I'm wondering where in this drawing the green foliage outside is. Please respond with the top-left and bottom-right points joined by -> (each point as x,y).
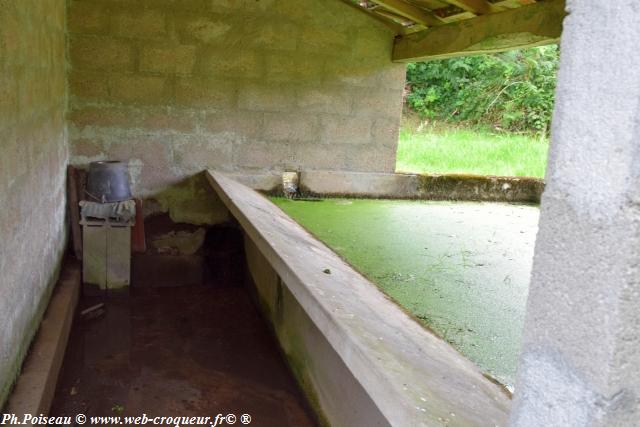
405,45 -> 560,134
396,120 -> 549,178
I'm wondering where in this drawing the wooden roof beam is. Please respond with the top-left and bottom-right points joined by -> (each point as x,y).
370,0 -> 444,26
440,0 -> 505,14
393,0 -> 565,62
339,0 -> 408,34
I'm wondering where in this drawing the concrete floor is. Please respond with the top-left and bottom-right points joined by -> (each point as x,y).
273,198 -> 539,387
50,285 -> 317,426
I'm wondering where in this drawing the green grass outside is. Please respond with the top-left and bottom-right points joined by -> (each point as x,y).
395,120 -> 550,178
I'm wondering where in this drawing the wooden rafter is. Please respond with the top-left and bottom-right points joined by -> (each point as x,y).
374,9 -> 415,25
439,11 -> 476,23
407,0 -> 450,10
440,0 -> 504,14
492,0 -> 536,8
339,0 -> 408,34
393,0 -> 565,61
370,0 -> 444,26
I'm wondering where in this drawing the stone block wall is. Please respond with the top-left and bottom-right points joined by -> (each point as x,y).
67,0 -> 406,222
0,0 -> 405,405
0,0 -> 68,408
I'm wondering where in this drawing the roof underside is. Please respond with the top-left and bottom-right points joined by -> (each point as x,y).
342,0 -> 566,62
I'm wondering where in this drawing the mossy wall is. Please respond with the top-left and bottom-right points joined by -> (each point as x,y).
67,0 -> 406,225
0,0 -> 68,409
243,237 -> 388,426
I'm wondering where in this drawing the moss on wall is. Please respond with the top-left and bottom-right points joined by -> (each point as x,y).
67,0 -> 406,227
0,0 -> 69,409
417,173 -> 544,203
0,253 -> 66,410
243,238 -> 330,426
145,173 -> 230,225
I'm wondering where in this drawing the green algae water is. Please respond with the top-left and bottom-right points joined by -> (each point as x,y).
271,197 -> 539,387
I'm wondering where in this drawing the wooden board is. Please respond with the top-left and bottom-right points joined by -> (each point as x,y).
83,225 -> 108,290
131,198 -> 146,253
393,0 -> 565,61
107,226 -> 131,290
66,166 -> 82,260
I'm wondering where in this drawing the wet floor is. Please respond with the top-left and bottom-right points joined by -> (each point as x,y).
51,285 -> 317,426
272,197 -> 539,387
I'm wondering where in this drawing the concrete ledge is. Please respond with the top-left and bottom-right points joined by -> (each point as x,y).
3,260 -> 81,415
300,171 -> 419,199
301,171 -> 543,203
206,170 -> 511,426
416,174 -> 544,203
226,170 -> 544,203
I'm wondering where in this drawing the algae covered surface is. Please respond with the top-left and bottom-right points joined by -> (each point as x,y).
271,197 -> 539,387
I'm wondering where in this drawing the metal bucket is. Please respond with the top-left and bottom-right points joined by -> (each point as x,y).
86,161 -> 132,203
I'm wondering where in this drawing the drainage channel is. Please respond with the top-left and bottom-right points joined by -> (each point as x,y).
50,283 -> 317,426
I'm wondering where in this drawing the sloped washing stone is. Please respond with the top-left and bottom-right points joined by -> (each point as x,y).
206,170 -> 511,427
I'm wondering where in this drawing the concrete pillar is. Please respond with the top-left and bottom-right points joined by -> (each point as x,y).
511,1 -> 640,426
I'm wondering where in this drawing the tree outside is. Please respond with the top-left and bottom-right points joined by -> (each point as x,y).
398,46 -> 559,178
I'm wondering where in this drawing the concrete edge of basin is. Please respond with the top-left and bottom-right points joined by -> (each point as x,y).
223,170 -> 543,203
206,170 -> 512,427
4,260 -> 81,416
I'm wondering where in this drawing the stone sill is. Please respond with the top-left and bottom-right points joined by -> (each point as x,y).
223,170 -> 544,203
206,170 -> 511,426
4,260 -> 81,415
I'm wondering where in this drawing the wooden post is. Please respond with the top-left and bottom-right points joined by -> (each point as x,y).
66,166 -> 83,260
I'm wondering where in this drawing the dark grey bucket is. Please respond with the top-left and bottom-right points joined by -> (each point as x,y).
86,161 -> 132,203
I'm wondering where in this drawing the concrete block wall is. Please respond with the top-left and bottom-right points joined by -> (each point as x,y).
0,0 -> 68,408
512,1 -> 640,424
67,0 -> 406,222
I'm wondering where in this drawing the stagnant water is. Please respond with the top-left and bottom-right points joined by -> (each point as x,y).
272,197 -> 539,387
51,285 -> 317,425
